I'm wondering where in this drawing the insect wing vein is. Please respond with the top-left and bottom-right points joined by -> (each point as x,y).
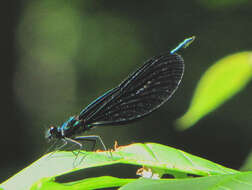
83,53 -> 184,127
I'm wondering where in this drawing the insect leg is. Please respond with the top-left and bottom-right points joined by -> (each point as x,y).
47,139 -> 68,159
74,135 -> 107,151
64,137 -> 83,149
74,135 -> 113,161
63,137 -> 84,158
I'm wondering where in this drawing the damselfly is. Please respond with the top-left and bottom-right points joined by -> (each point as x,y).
45,36 -> 195,151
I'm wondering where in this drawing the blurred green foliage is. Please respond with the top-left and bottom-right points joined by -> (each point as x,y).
241,151 -> 252,171
176,52 -> 252,130
15,0 -> 144,123
198,0 -> 250,9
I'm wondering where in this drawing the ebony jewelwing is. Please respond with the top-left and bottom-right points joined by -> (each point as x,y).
45,36 -> 195,151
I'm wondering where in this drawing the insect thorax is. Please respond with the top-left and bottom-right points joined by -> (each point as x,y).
60,116 -> 86,138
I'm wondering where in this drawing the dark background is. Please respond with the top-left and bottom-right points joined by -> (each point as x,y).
2,0 -> 252,182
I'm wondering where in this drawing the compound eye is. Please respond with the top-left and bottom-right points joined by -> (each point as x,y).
49,126 -> 56,134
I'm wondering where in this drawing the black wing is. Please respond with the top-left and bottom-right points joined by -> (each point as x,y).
79,53 -> 184,127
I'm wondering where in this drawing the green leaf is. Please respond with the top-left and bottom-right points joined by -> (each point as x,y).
1,143 -> 238,190
120,171 -> 252,190
176,52 -> 252,130
30,176 -> 134,190
240,151 -> 252,171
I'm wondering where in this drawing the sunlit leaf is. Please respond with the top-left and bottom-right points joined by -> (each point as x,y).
1,143 -> 237,190
120,172 -> 252,190
176,52 -> 252,130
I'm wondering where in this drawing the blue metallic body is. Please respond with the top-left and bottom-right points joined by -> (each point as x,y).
170,36 -> 195,54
